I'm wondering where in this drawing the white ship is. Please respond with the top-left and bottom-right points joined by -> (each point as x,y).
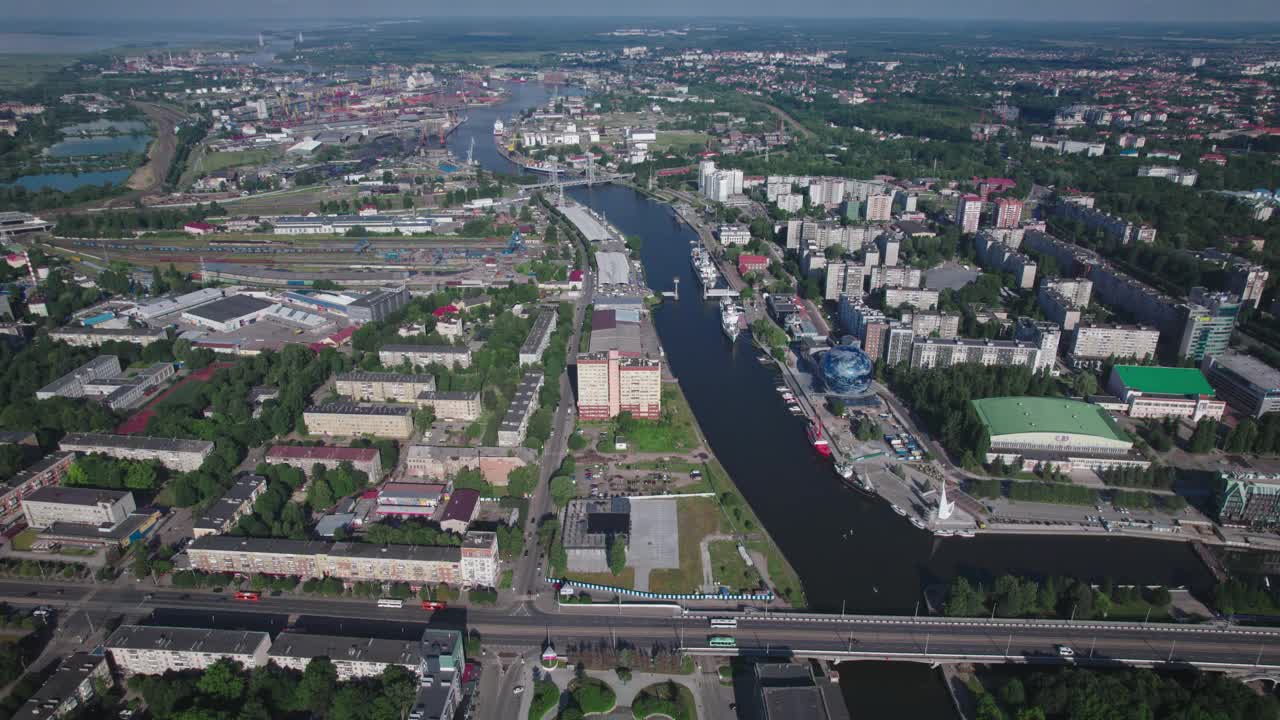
690,246 -> 719,288
720,297 -> 743,341
493,118 -> 505,135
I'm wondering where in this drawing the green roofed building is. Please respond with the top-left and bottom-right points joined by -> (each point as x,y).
972,397 -> 1147,472
1108,365 -> 1215,397
1105,365 -> 1226,422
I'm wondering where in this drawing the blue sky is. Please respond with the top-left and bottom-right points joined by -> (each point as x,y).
3,0 -> 1279,22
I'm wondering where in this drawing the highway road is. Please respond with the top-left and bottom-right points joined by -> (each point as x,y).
4,581 -> 1277,673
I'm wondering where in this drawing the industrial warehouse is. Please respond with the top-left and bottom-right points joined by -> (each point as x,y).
972,397 -> 1150,472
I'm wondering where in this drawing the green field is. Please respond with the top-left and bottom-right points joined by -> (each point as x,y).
707,539 -> 760,594
597,385 -> 701,453
197,148 -> 281,174
10,528 -> 37,552
0,54 -> 77,90
654,131 -> 713,151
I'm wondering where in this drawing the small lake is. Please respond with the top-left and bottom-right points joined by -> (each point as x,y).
6,168 -> 132,192
46,134 -> 151,158
61,119 -> 150,135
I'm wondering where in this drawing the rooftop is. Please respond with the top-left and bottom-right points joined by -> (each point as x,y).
266,445 -> 380,462
193,475 -> 266,531
1112,365 -> 1215,397
440,488 -> 480,524
972,397 -> 1129,443
269,632 -> 422,667
60,432 -> 214,455
305,403 -> 411,417
380,344 -> 470,355
106,625 -> 269,655
336,371 -> 436,385
24,485 -> 130,507
1209,351 -> 1280,391
183,295 -> 274,323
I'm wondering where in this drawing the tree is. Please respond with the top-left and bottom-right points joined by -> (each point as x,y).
550,475 -> 576,508
607,534 -> 626,576
296,657 -> 337,715
196,659 -> 245,702
413,406 -> 436,432
506,465 -> 537,498
1188,419 -> 1218,454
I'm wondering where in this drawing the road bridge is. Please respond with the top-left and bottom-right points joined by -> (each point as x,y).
2,582 -> 1276,673
517,173 -> 634,191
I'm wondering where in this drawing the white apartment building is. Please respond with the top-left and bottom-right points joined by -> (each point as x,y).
910,338 -> 1040,370
883,287 -> 940,311
1068,324 -> 1161,366
21,486 -> 135,529
106,626 -> 271,677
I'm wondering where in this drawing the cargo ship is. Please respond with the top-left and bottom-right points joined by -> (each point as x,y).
807,420 -> 831,457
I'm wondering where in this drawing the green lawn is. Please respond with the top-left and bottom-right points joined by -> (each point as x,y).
707,540 -> 760,594
632,681 -> 696,720
599,385 -> 701,453
648,497 -> 722,594
654,131 -> 713,151
1103,598 -> 1171,622
10,528 -> 37,552
499,569 -> 514,589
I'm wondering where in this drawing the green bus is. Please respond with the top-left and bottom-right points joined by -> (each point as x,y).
708,635 -> 737,648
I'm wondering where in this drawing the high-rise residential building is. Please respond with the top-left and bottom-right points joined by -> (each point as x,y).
824,263 -> 864,301
910,338 -> 1041,370
1068,324 -> 1161,369
883,287 -> 940,311
876,234 -> 900,266
884,325 -> 915,366
576,350 -> 662,420
994,198 -> 1024,228
956,194 -> 983,234
864,193 -> 894,222
910,312 -> 960,339
1224,257 -> 1270,309
1013,317 -> 1061,374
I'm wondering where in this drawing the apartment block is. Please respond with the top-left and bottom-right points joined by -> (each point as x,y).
1052,201 -> 1156,246
0,451 -> 73,524
268,634 -> 422,680
910,338 -> 1040,370
866,266 -> 923,291
379,344 -> 472,369
48,327 -> 167,348
59,433 -> 214,472
498,372 -> 544,448
956,194 -> 983,234
405,445 -> 530,486
346,286 -> 409,323
824,262 -> 864,301
193,474 -> 268,537
883,287 -> 939,311
335,371 -> 436,403
994,198 -> 1024,229
1013,317 -> 1061,373
1038,278 -> 1093,331
264,445 -> 383,480
864,193 -> 894,223
717,224 -> 751,246
975,230 -> 1037,289
416,390 -> 482,421
909,312 -> 960,339
105,626 -> 271,677
1068,324 -> 1160,368
518,310 -> 558,366
12,652 -> 111,720
186,533 -> 498,587
577,350 -> 662,420
303,403 -> 414,439
884,326 -> 915,366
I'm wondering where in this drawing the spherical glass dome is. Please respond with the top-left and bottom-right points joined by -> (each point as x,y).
820,345 -> 874,395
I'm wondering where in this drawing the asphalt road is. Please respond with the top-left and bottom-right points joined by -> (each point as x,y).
3,581 -> 1277,672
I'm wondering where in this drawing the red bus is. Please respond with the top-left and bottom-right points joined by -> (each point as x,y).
234,591 -> 261,601
421,601 -> 447,611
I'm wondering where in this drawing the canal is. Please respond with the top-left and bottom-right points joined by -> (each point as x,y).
450,82 -> 1215,715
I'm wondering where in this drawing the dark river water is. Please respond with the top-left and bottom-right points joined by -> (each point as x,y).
445,81 -> 1217,718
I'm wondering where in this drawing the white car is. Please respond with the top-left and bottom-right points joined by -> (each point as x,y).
1056,645 -> 1075,658
513,686 -> 525,695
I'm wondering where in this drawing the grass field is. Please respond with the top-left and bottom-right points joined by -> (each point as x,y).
564,566 -> 635,589
197,148 -> 281,175
707,539 -> 761,594
10,528 -> 38,552
597,384 -> 701,454
0,54 -> 76,89
653,131 -> 713,151
648,497 -> 722,594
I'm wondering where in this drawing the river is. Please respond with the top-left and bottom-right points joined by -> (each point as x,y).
450,82 -> 1215,717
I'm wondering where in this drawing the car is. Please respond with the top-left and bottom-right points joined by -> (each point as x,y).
513,686 -> 525,695
1056,645 -> 1075,658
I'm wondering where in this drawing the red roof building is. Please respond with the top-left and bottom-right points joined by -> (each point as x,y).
265,445 -> 384,480
569,269 -> 584,282
183,222 -> 215,235
439,488 -> 481,533
432,305 -> 459,318
738,254 -> 769,276
1200,153 -> 1228,166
